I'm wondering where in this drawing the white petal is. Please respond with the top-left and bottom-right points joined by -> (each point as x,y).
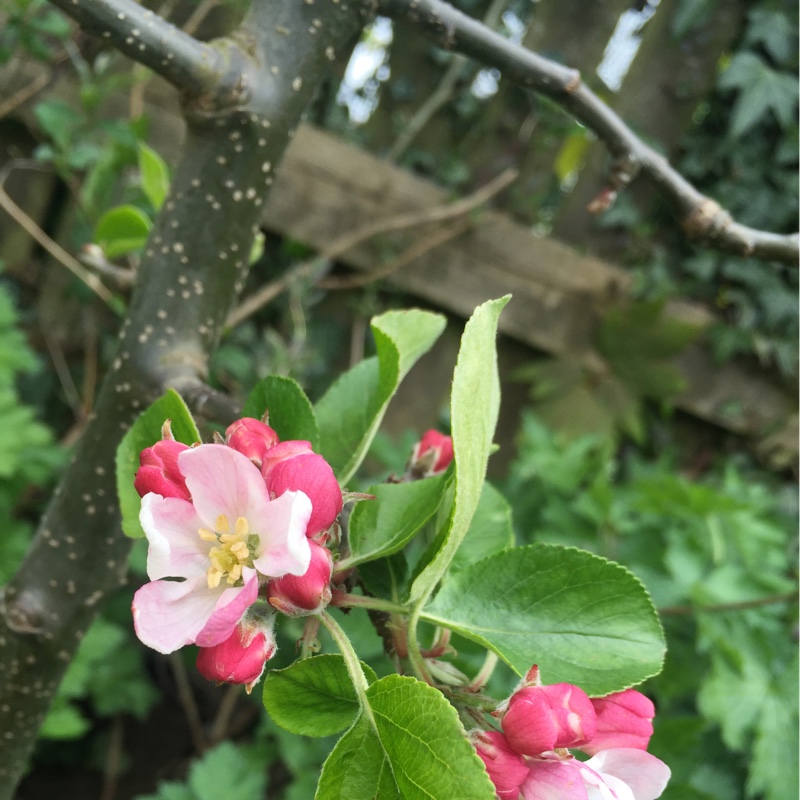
140,494 -> 208,580
584,750 -> 671,800
194,568 -> 259,647
179,444 -> 273,530
252,490 -> 312,578
132,577 -> 223,654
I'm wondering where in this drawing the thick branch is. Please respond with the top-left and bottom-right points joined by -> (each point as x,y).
0,0 -> 368,793
380,0 -> 800,265
48,0 -> 245,104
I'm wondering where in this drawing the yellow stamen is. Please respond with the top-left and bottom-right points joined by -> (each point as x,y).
216,514 -> 230,534
235,516 -> 249,536
198,528 -> 217,542
201,513 -> 255,589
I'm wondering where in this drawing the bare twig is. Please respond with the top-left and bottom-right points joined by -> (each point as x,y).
388,0 -> 507,160
0,53 -> 66,119
41,326 -> 84,419
100,715 -> 124,800
660,591 -> 798,616
380,0 -> 800,264
169,652 -> 206,754
208,683 -> 241,745
0,161 -> 117,307
228,167 -> 516,327
319,215 -> 472,290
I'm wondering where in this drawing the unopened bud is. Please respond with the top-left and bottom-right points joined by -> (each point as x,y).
267,539 -> 333,616
225,417 -> 279,467
580,689 -> 654,756
501,682 -> 596,756
408,430 -> 453,478
134,439 -> 191,500
262,441 -> 343,537
471,730 -> 529,800
196,616 -> 277,693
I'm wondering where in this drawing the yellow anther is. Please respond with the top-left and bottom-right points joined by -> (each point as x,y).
228,564 -> 242,584
198,528 -> 217,542
235,516 -> 249,536
215,514 -> 230,534
207,567 -> 223,589
230,541 -> 250,560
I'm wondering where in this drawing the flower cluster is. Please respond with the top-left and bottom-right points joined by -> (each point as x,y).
131,417 -> 342,691
472,665 -> 670,800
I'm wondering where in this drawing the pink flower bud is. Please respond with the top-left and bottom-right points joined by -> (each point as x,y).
225,417 -> 279,467
262,441 -> 343,537
471,730 -> 530,800
409,430 -> 454,477
134,440 -> 191,500
502,683 -> 597,756
580,689 -> 655,756
267,540 -> 333,616
196,618 -> 276,693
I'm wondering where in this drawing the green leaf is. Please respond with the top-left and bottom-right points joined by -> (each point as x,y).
187,741 -> 266,800
242,375 -> 319,449
39,697 -> 90,740
346,475 -> 446,568
93,204 -> 152,258
263,654 -> 378,737
451,482 -> 515,573
34,100 -> 82,152
115,390 -> 201,538
718,52 -> 799,137
316,309 -> 446,485
138,141 -> 170,211
316,675 -> 495,800
423,544 -> 666,696
409,296 -> 510,604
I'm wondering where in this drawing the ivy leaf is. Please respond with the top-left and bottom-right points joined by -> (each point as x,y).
718,52 -> 799,137
315,310 -> 446,486
93,204 -> 152,258
115,390 -> 201,538
409,296 -> 510,604
315,675 -> 495,800
744,9 -> 795,64
138,142 -> 170,211
242,375 -> 319,449
346,475 -> 446,568
423,544 -> 666,696
263,654 -> 378,737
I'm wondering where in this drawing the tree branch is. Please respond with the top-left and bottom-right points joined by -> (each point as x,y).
48,0 -> 237,101
379,0 -> 800,265
0,0 -> 369,792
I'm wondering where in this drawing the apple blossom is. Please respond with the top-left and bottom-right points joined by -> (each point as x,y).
134,439 -> 191,501
519,749 -> 670,800
501,682 -> 597,756
132,444 -> 312,654
472,730 -> 530,800
408,429 -> 454,477
581,690 -> 654,757
261,440 -> 343,537
267,538 -> 333,616
196,613 -> 277,693
225,416 -> 279,467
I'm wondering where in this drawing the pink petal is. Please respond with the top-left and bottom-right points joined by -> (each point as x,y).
140,494 -> 208,580
132,577 -> 223,654
252,490 -> 312,577
179,445 -> 272,531
195,568 -> 260,647
521,760 -> 588,800
584,750 -> 671,800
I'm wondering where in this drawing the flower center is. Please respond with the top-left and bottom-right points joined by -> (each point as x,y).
198,514 -> 258,588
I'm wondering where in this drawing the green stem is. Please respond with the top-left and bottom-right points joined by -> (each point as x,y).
331,591 -> 409,616
405,604 -> 434,685
319,610 -> 371,705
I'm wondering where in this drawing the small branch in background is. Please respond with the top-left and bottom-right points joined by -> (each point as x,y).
40,326 -> 84,420
388,0 -> 507,161
168,652 -> 206,754
0,51 -> 68,119
659,591 -> 798,616
380,0 -> 800,265
319,215 -> 472,291
208,684 -> 241,745
100,715 -> 124,800
80,244 -> 137,291
182,0 -> 219,36
228,168 -> 517,327
0,161 -> 117,307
